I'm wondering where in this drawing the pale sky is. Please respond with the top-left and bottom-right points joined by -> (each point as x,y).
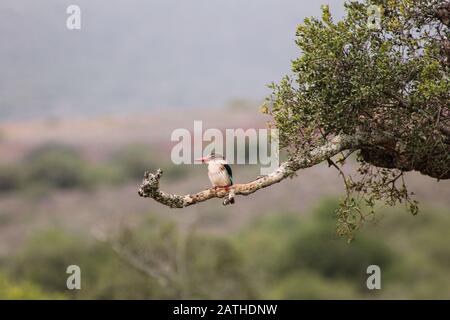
0,0 -> 347,119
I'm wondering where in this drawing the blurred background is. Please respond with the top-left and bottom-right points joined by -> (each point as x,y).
0,0 -> 449,299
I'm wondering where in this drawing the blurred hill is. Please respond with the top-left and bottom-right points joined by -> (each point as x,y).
0,0 -> 345,120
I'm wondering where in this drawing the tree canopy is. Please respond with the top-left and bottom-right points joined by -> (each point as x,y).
140,0 -> 449,238
263,0 -> 449,237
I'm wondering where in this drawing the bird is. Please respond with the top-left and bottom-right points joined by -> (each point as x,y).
196,151 -> 235,204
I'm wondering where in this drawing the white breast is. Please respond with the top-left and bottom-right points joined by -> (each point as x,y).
207,162 -> 231,187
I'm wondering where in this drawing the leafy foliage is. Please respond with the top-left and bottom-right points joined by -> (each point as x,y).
264,0 -> 449,237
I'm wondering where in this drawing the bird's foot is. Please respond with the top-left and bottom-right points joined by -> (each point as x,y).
222,186 -> 235,206
213,185 -> 231,192
222,195 -> 235,206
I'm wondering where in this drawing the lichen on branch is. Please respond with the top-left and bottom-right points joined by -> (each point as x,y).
138,135 -> 353,208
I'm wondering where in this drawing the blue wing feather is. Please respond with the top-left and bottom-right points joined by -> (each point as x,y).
223,164 -> 233,185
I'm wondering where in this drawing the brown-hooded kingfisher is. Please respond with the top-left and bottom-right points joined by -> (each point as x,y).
196,151 -> 235,204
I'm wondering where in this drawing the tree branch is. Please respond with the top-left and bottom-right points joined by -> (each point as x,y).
138,135 -> 355,208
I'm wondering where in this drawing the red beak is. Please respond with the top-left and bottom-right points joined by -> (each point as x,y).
195,157 -> 208,163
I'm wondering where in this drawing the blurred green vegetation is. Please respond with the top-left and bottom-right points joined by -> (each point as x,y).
0,143 -> 187,195
109,144 -> 186,182
0,164 -> 23,192
24,144 -> 92,189
0,198 -> 448,299
0,218 -> 254,299
0,273 -> 64,300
